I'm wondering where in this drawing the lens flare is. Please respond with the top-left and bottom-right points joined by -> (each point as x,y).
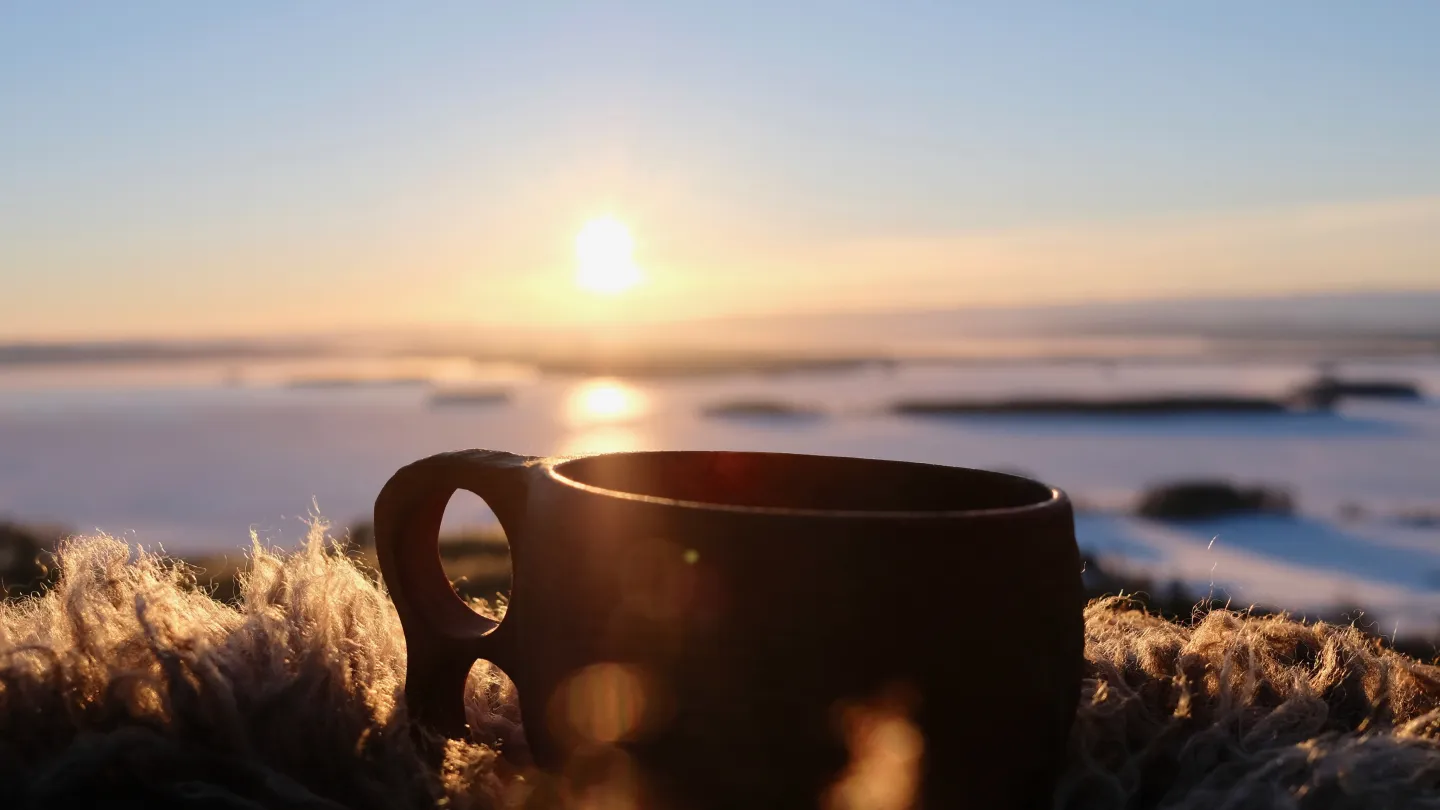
550,663 -> 655,744
824,685 -> 924,810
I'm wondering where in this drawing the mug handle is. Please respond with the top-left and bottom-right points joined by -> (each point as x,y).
373,449 -> 538,737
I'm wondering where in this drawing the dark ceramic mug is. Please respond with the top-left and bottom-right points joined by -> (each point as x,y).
374,449 -> 1082,808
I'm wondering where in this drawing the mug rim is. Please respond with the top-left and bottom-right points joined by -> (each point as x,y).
545,449 -> 1066,519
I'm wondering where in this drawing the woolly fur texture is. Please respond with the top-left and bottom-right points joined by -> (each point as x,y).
3,532 -> 1440,808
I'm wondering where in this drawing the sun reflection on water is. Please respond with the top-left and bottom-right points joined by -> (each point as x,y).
565,379 -> 648,426
558,378 -> 651,456
558,425 -> 647,457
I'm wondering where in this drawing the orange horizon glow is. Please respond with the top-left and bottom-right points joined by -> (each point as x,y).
3,196 -> 1440,342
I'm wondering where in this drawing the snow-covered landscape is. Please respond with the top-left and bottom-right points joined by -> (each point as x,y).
3,350 -> 1437,634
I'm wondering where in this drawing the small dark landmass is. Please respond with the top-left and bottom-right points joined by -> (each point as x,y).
1394,510 -> 1440,530
286,376 -> 431,390
428,387 -> 511,408
0,339 -> 327,367
1289,375 -> 1424,408
893,394 -> 1299,416
1136,480 -> 1295,521
701,400 -> 824,420
533,353 -> 894,378
891,371 -> 1425,418
1337,501 -> 1368,522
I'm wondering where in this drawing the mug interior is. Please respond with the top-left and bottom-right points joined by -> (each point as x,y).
552,451 -> 1056,514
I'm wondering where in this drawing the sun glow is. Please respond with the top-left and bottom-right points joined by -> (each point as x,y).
575,217 -> 642,294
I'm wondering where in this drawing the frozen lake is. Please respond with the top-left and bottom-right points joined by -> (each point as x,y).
2,356 -> 1438,633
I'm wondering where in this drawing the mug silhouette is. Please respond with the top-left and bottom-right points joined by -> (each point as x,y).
375,449 -> 1083,808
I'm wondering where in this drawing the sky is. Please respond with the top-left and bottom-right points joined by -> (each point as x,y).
2,1 -> 1439,340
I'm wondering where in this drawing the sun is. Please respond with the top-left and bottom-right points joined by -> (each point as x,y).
575,217 -> 642,294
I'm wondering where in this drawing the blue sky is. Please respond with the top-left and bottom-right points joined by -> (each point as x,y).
3,2 -> 1438,338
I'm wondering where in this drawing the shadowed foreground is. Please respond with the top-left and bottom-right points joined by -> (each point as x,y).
3,532 -> 1440,809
